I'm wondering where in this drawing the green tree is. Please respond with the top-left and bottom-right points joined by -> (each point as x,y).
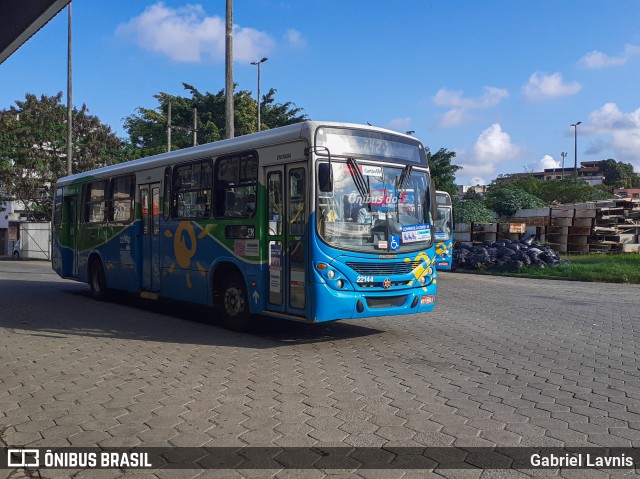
427,148 -> 461,197
452,198 -> 494,223
491,174 -> 610,205
124,83 -> 308,157
0,93 -> 129,220
599,159 -> 638,188
485,186 -> 546,217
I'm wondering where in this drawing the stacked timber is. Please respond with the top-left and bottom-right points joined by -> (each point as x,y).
548,205 -> 594,254
510,207 -> 549,243
589,198 -> 640,253
471,222 -> 497,243
512,199 -> 640,253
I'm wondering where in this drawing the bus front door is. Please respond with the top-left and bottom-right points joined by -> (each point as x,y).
264,164 -> 307,317
63,195 -> 79,278
139,183 -> 161,292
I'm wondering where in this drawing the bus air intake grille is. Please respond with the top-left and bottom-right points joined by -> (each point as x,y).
365,295 -> 407,309
345,261 -> 423,275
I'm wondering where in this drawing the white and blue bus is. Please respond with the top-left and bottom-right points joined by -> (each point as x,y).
52,121 -> 439,329
434,190 -> 454,270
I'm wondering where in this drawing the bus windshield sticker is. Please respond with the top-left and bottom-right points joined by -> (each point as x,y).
270,243 -> 282,270
360,165 -> 383,177
245,240 -> 260,257
401,224 -> 431,243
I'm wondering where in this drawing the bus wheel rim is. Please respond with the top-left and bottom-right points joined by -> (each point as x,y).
224,286 -> 244,316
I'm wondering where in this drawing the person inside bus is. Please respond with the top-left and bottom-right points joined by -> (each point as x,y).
245,193 -> 256,217
356,206 -> 372,224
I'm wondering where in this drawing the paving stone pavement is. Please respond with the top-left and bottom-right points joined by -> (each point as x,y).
1,261 -> 640,478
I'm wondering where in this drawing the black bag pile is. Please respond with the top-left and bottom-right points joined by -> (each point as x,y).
453,238 -> 570,271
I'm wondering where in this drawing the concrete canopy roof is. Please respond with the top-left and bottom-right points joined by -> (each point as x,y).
0,0 -> 70,65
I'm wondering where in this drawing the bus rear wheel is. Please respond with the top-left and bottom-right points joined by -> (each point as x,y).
89,260 -> 108,301
218,272 -> 252,331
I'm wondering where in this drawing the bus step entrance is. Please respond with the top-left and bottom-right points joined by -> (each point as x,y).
140,291 -> 159,301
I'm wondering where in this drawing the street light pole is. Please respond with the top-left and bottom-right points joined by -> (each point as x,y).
225,0 -> 234,139
66,1 -> 73,176
250,57 -> 268,131
571,121 -> 582,182
560,151 -> 567,180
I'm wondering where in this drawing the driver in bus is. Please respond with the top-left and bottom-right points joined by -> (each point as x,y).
245,193 -> 256,217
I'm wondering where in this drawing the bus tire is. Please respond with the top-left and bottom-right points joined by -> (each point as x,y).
89,259 -> 108,301
218,272 -> 252,331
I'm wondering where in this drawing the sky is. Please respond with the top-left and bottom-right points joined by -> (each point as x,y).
1,1 -> 639,185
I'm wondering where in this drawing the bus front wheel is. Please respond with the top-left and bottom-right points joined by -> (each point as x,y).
89,260 -> 108,301
218,272 -> 252,331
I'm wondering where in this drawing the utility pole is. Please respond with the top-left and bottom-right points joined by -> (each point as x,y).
560,152 -> 567,180
66,1 -> 73,176
193,108 -> 197,146
225,0 -> 234,139
571,121 -> 582,183
250,57 -> 268,131
167,102 -> 198,151
167,101 -> 172,152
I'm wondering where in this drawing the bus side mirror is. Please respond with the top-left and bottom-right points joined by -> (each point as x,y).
318,163 -> 333,192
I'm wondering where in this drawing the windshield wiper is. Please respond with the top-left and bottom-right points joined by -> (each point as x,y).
393,164 -> 413,219
397,164 -> 412,193
347,157 -> 371,209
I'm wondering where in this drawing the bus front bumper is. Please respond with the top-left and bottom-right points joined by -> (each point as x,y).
311,281 -> 437,322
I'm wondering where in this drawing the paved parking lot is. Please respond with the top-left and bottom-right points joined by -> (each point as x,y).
1,260 -> 640,478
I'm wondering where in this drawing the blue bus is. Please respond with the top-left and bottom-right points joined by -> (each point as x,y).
52,121 -> 439,329
434,190 -> 454,270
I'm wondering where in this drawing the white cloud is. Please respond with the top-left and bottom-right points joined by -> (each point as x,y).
436,108 -> 466,128
284,29 -> 307,48
434,86 -> 508,108
469,177 -> 486,186
588,103 -> 640,169
522,72 -> 581,101
579,44 -> 640,69
473,123 -> 520,162
386,117 -> 412,132
456,124 -> 522,184
433,86 -> 508,129
116,2 -> 275,63
527,154 -> 560,172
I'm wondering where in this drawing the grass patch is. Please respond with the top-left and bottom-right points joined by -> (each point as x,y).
487,254 -> 640,284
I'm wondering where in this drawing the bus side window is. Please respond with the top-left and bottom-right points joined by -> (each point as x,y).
53,188 -> 63,227
86,180 -> 107,223
214,152 -> 258,218
163,167 -> 171,220
289,168 -> 305,236
110,175 -> 135,223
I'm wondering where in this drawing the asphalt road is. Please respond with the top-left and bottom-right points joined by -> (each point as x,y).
1,260 -> 640,478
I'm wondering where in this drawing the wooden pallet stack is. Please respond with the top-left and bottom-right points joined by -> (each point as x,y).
471,222 -> 497,243
510,207 -> 549,243
589,199 -> 640,253
546,205 -> 595,253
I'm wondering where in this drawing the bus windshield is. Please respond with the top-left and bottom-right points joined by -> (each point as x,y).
434,206 -> 452,241
317,159 -> 432,253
